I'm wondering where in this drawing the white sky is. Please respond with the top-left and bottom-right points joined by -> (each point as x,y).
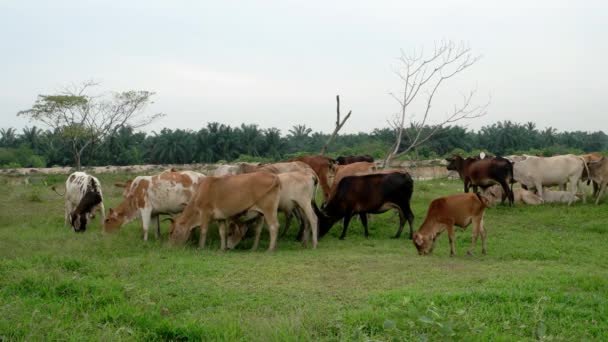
1,0 -> 607,134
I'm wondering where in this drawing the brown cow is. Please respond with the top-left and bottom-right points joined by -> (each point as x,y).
587,156 -> 608,204
288,155 -> 336,200
168,172 -> 281,251
336,154 -> 374,165
580,152 -> 603,197
446,154 -> 514,205
413,193 -> 490,256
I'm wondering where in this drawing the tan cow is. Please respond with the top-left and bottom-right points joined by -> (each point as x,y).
104,169 -> 205,240
482,185 -> 543,205
586,156 -> 608,204
541,189 -> 580,204
413,193 -> 490,256
513,154 -> 588,205
168,172 -> 281,251
226,171 -> 319,249
329,161 -> 376,199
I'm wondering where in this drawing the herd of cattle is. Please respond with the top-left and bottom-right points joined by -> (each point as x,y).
58,151 -> 608,256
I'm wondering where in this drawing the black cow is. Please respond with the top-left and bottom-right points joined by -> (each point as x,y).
446,154 -> 514,205
313,172 -> 415,240
336,154 -> 374,165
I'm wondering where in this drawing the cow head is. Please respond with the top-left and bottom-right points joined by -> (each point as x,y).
168,216 -> 193,245
445,154 -> 463,172
103,208 -> 127,233
412,232 -> 435,255
226,221 -> 249,249
70,212 -> 88,233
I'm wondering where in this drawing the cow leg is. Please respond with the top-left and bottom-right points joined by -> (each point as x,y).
251,218 -> 264,251
155,215 -> 161,239
141,208 -> 152,241
281,210 -> 294,237
467,217 -> 482,256
464,179 -> 470,193
339,213 -> 353,240
593,181 -> 600,198
447,224 -> 456,257
360,213 -> 369,238
99,201 -> 106,224
567,177 -> 579,206
301,203 -> 318,249
64,200 -> 73,227
198,221 -> 209,249
265,214 -> 280,252
480,218 -> 487,256
218,221 -> 227,251
595,183 -> 607,205
499,180 -> 514,206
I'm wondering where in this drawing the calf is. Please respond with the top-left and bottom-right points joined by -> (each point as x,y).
226,171 -> 319,249
446,154 -> 514,205
482,185 -> 543,205
413,193 -> 490,256
104,169 -> 205,240
336,154 -> 374,165
62,172 -> 105,233
314,172 -> 415,240
541,189 -> 580,204
169,172 -> 281,251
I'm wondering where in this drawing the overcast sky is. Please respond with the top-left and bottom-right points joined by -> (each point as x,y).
1,0 -> 606,135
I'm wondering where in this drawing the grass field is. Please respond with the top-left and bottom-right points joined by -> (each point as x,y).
0,173 -> 607,341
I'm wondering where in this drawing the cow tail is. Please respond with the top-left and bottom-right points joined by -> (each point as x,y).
509,161 -> 514,196
51,186 -> 65,197
579,156 -> 590,180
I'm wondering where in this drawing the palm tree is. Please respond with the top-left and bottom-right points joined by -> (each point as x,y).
0,128 -> 18,147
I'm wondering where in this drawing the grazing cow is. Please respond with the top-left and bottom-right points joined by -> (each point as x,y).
62,172 -> 105,233
104,169 -> 205,240
336,154 -> 374,165
169,172 -> 281,251
314,172 -> 415,240
226,171 -> 319,249
413,193 -> 490,256
587,156 -> 608,204
482,185 -> 543,205
330,161 -> 376,198
580,153 -> 603,197
288,155 -> 337,200
512,154 -> 588,205
541,189 -> 580,204
446,154 -> 514,205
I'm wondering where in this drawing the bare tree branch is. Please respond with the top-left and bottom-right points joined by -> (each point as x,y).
383,40 -> 489,168
320,95 -> 352,155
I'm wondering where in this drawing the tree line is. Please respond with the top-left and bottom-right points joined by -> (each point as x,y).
0,120 -> 606,168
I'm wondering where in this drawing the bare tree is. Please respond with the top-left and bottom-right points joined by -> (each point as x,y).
320,95 -> 352,155
18,81 -> 164,169
383,40 -> 489,167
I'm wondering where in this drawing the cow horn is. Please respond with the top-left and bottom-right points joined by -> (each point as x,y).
162,217 -> 175,223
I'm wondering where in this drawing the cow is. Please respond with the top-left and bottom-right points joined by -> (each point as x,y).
541,189 -> 581,204
482,185 -> 543,205
329,161 -> 376,199
168,172 -> 281,252
104,169 -> 205,240
583,156 -> 608,204
60,172 -> 105,233
288,155 -> 337,200
213,164 -> 242,177
336,154 -> 374,165
512,154 -> 588,205
413,193 -> 490,256
446,154 -> 514,205
225,171 -> 319,249
314,172 -> 415,240
580,153 -> 604,197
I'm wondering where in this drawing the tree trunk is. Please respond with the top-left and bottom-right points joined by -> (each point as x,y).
75,152 -> 81,170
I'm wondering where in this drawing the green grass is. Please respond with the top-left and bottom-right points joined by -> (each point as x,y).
0,173 -> 607,341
